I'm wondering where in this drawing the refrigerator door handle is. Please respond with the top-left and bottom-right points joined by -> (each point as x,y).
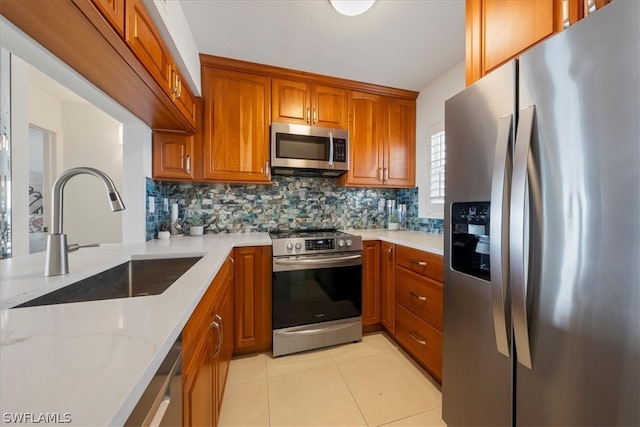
510,105 -> 535,369
489,114 -> 513,358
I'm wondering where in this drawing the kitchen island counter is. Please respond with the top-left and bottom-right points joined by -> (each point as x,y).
0,233 -> 270,426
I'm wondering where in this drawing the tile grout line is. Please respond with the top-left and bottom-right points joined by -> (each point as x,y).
334,359 -> 372,427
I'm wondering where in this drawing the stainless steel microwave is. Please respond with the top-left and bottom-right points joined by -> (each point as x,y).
270,122 -> 349,177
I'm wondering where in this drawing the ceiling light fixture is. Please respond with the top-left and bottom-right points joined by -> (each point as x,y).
330,0 -> 376,16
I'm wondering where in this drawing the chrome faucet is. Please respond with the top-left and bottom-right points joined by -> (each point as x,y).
45,167 -> 125,277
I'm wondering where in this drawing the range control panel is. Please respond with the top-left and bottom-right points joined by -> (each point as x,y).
305,238 -> 335,251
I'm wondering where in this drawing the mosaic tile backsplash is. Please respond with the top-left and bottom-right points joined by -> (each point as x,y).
146,177 -> 443,240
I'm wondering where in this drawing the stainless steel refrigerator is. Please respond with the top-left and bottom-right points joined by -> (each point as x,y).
442,2 -> 639,426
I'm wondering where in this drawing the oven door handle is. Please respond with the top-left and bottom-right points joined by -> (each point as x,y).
274,254 -> 362,266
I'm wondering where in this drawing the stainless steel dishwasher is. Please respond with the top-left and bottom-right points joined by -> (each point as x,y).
125,336 -> 182,426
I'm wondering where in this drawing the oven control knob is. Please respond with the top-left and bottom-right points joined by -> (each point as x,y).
338,240 -> 345,248
286,242 -> 294,250
346,239 -> 353,247
295,242 -> 302,250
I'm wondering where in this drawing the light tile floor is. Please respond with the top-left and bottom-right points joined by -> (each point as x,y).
219,332 -> 447,427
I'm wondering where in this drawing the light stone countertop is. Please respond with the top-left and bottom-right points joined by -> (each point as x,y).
0,229 -> 442,426
0,233 -> 271,426
343,229 -> 444,255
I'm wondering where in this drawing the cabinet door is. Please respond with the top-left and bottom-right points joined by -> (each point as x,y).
183,334 -> 214,427
381,241 -> 395,333
313,85 -> 348,129
214,259 -> 234,414
483,0 -> 555,73
90,0 -> 125,36
272,78 -> 311,125
362,241 -> 381,326
172,68 -> 197,127
234,246 -> 272,351
383,98 -> 415,187
344,91 -> 383,186
202,68 -> 271,183
152,131 -> 195,180
125,0 -> 173,97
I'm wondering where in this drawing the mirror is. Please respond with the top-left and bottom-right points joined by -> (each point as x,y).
0,18 -> 151,259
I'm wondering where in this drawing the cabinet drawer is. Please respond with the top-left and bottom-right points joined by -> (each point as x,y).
395,304 -> 442,382
395,246 -> 443,282
395,267 -> 443,331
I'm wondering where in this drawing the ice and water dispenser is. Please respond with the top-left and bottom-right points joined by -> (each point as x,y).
450,202 -> 491,281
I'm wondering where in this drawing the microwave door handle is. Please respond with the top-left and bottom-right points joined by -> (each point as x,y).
329,132 -> 334,166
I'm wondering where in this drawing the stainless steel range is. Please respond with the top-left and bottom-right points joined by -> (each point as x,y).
270,229 -> 363,357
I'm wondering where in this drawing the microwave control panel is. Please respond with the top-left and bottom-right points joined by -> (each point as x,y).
333,139 -> 347,162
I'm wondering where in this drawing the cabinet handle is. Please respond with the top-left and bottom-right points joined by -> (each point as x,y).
264,161 -> 270,177
388,246 -> 393,260
409,290 -> 427,302
384,168 -> 389,182
229,257 -> 235,279
562,0 -> 570,28
584,0 -> 596,16
185,155 -> 191,174
306,107 -> 310,124
410,259 -> 427,267
215,314 -> 224,353
211,320 -> 221,357
177,75 -> 182,99
409,330 -> 427,346
171,69 -> 178,95
313,108 -> 317,125
378,167 -> 383,182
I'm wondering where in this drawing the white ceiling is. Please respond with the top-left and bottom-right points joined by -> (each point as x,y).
180,0 -> 466,92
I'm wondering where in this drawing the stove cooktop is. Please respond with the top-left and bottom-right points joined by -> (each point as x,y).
269,228 -> 351,240
269,228 -> 363,256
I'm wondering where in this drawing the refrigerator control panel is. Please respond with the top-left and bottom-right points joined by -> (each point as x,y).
451,202 -> 490,281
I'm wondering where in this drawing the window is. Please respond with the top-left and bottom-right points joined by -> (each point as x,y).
430,130 -> 446,204
421,120 -> 445,218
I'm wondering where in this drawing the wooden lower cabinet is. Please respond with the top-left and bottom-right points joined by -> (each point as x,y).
233,246 -> 273,354
395,267 -> 443,331
182,256 -> 234,427
380,242 -> 395,333
362,241 -> 381,326
395,304 -> 443,382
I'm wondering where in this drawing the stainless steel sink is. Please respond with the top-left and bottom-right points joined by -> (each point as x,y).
15,257 -> 202,308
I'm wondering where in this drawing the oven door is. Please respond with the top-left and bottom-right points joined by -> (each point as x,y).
272,252 -> 362,330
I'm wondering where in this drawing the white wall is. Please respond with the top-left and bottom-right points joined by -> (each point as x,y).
415,60 -> 465,218
61,102 -> 123,244
122,124 -> 152,243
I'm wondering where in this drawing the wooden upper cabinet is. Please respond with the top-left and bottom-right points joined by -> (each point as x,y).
272,79 -> 348,129
125,0 -> 173,97
483,0 -> 556,73
384,98 -> 415,187
271,79 -> 348,129
171,67 -> 197,127
90,0 -> 124,36
202,67 -> 271,183
152,131 -> 195,180
466,0 -> 613,85
341,91 -> 415,188
343,91 -> 384,186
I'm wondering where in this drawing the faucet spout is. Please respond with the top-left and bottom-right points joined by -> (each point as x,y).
45,167 -> 125,276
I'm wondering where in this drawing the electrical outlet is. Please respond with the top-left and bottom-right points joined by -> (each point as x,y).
148,196 -> 155,213
163,198 -> 169,212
